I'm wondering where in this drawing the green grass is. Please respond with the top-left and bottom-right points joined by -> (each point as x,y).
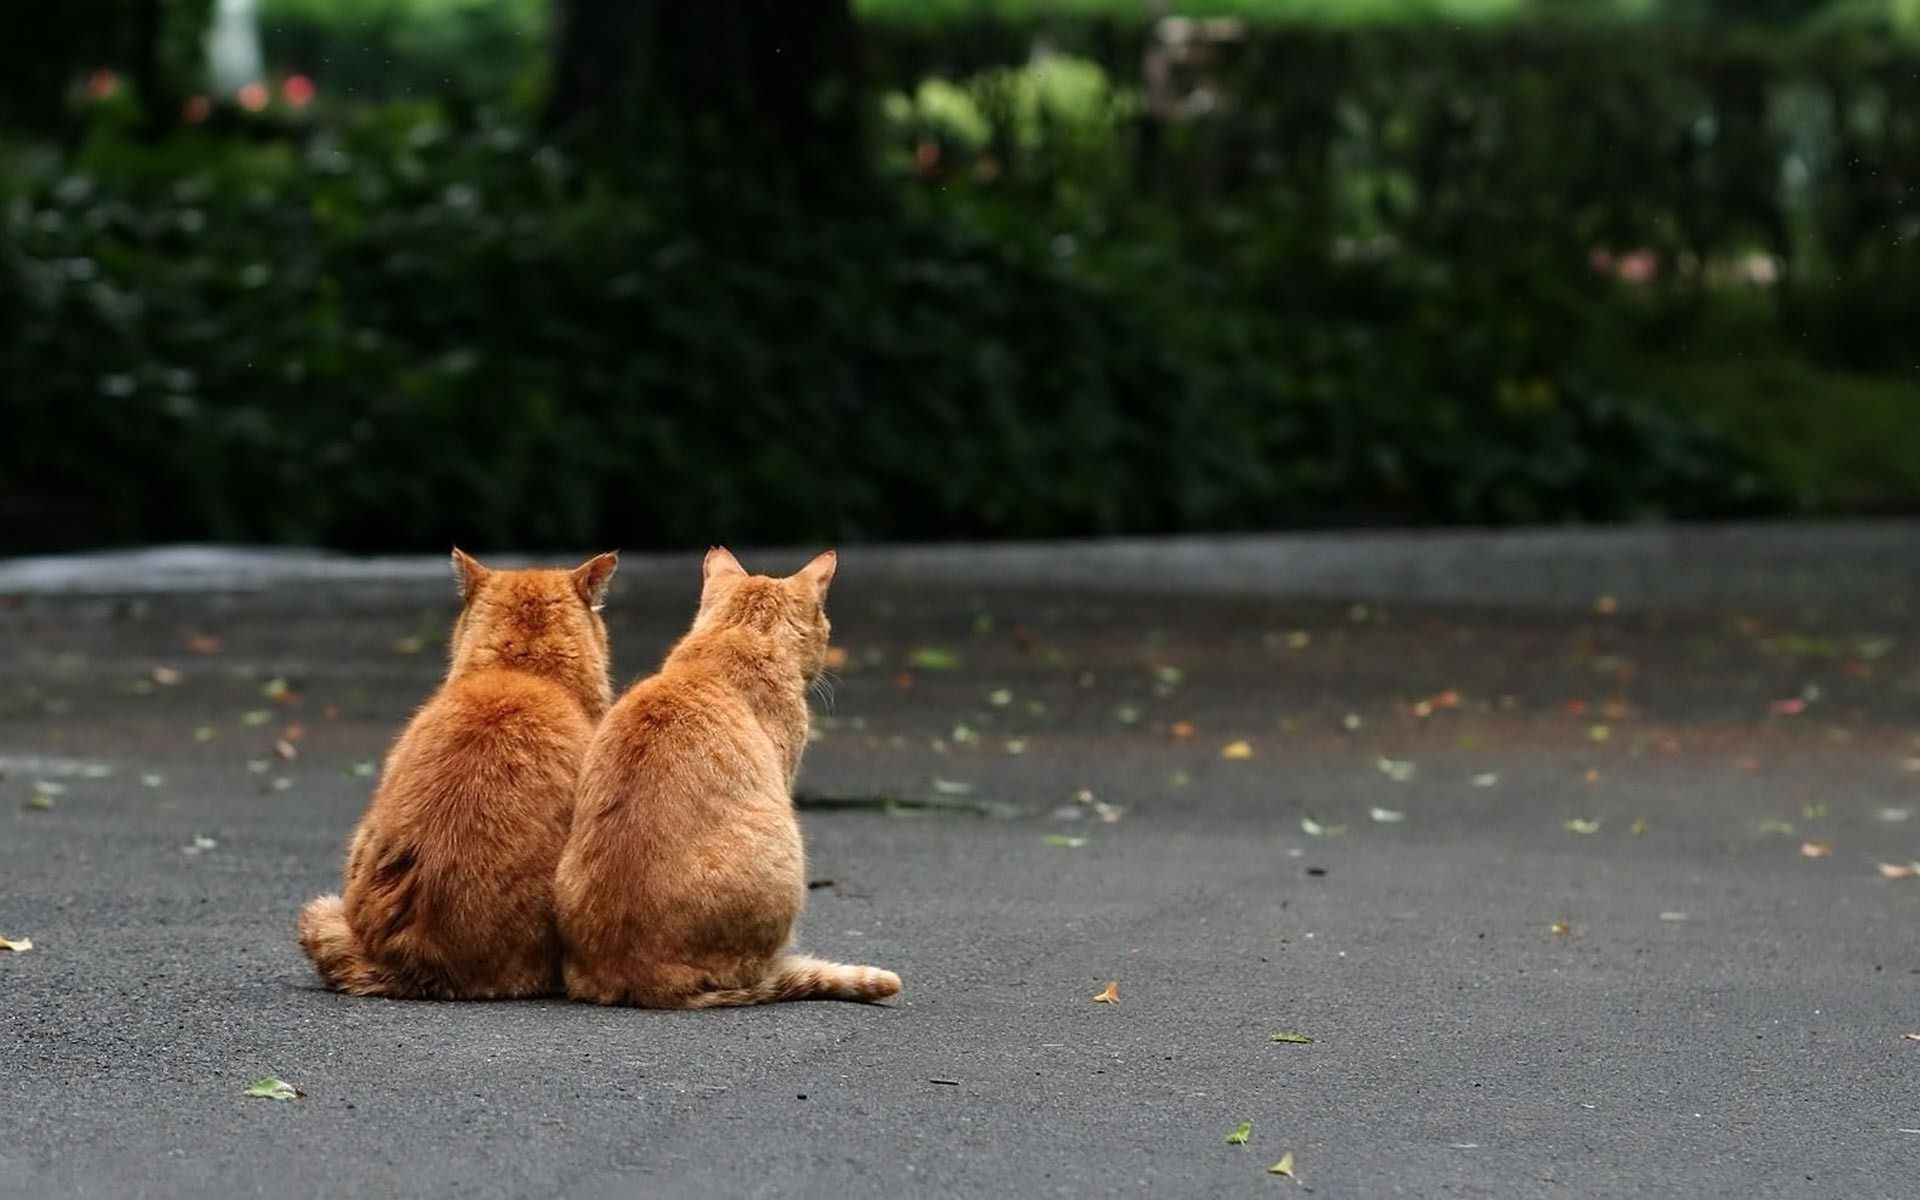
1631,352 -> 1920,514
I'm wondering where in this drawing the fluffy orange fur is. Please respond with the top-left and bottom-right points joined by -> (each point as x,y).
298,548 -> 619,999
555,547 -> 902,1008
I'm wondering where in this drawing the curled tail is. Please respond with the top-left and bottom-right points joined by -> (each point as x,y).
686,954 -> 902,1008
297,894 -> 404,997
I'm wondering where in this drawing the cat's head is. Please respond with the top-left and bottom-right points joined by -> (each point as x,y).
695,547 -> 837,679
446,548 -> 620,698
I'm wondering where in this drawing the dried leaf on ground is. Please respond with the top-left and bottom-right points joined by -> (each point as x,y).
1564,818 -> 1602,835
1369,807 -> 1406,824
930,778 -> 974,797
1801,842 -> 1832,859
151,666 -> 183,687
1092,981 -> 1119,1004
1471,772 -> 1500,788
1300,817 -> 1346,838
1268,1151 -> 1296,1177
1269,1032 -> 1315,1044
1755,819 -> 1796,836
0,935 -> 33,952
243,1076 -> 302,1101
1225,1122 -> 1252,1146
1221,740 -> 1253,760
1043,835 -> 1087,848
1876,862 -> 1915,879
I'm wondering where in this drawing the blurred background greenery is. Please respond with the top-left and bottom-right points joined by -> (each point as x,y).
3,0 -> 1916,552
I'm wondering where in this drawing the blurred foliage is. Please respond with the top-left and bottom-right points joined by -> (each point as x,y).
12,4 -> 1920,550
0,100 -> 1774,552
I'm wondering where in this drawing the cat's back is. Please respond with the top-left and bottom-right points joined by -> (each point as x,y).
587,665 -> 769,791
382,668 -> 595,808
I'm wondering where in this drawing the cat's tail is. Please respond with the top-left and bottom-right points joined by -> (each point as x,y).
686,954 -> 902,1008
297,893 -> 401,997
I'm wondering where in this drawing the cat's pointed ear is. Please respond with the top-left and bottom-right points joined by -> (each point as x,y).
451,547 -> 490,601
794,549 -> 837,601
701,546 -> 747,607
571,551 -> 619,612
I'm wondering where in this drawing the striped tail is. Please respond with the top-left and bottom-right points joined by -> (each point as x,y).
685,954 -> 902,1008
297,893 -> 406,997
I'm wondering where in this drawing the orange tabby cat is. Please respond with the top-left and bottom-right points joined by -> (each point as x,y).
298,548 -> 619,999
555,547 -> 901,1008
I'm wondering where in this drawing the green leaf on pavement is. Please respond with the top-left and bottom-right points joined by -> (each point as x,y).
1269,1031 -> 1315,1044
1225,1121 -> 1252,1145
244,1076 -> 302,1101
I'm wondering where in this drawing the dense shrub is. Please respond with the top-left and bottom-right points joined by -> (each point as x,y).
0,107 -> 1773,552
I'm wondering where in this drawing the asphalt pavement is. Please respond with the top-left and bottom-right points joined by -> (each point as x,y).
2,531 -> 1918,1198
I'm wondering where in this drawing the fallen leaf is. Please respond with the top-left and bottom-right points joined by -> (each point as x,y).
1470,772 -> 1500,788
1594,595 -> 1619,615
1221,740 -> 1254,760
1564,817 -> 1602,835
930,778 -> 974,796
986,688 -> 1012,707
243,1076 -> 302,1101
1154,665 -> 1185,688
1168,769 -> 1191,788
1901,1033 -> 1920,1042
1170,721 -> 1196,739
194,725 -> 216,742
392,636 -> 424,655
185,633 -> 223,654
1876,807 -> 1912,822
150,665 -> 184,687
1268,1151 -> 1296,1178
1802,802 -> 1827,820
906,648 -> 960,671
1375,757 -> 1415,783
1589,724 -> 1612,743
1092,981 -> 1119,1004
1285,631 -> 1311,649
1003,738 -> 1028,756
240,710 -> 271,728
1369,807 -> 1406,824
1113,704 -> 1142,725
350,761 -> 377,778
1225,1121 -> 1252,1146
1341,713 -> 1364,732
1769,698 -> 1807,716
140,773 -> 165,788
32,780 -> 67,797
951,723 -> 979,745
1300,816 -> 1346,837
1800,842 -> 1832,858
1629,817 -> 1648,836
1043,835 -> 1087,848
0,935 -> 32,952
273,739 -> 298,762
23,793 -> 54,811
183,835 -> 217,856
1755,819 -> 1796,836
263,678 -> 296,706
1875,862 -> 1914,879
1269,1032 -> 1315,1044
1582,768 -> 1602,784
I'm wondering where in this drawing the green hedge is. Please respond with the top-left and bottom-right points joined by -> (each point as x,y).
0,106 -> 1774,552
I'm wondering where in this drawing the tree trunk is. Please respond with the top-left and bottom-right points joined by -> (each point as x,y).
545,0 -> 866,196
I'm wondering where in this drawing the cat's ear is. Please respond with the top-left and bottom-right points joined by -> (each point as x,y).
451,547 -> 490,601
793,549 -> 837,602
571,551 -> 619,612
701,546 -> 747,607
